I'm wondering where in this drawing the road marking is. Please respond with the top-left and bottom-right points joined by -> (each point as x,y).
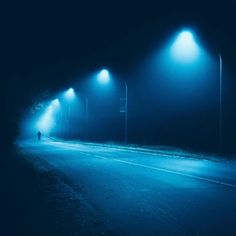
46,141 -> 236,189
79,152 -> 236,189
47,141 -> 203,161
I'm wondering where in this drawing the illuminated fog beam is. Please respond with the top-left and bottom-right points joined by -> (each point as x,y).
97,69 -> 110,84
51,98 -> 60,108
170,30 -> 200,63
36,105 -> 56,134
65,88 -> 75,100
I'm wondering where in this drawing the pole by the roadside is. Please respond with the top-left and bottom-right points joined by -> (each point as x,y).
85,96 -> 89,140
124,81 -> 128,144
120,81 -> 128,144
219,53 -> 222,151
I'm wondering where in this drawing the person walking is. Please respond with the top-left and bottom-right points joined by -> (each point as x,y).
37,131 -> 42,141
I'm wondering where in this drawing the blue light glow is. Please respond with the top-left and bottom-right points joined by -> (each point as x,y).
36,99 -> 61,135
51,98 -> 60,108
65,88 -> 75,100
170,30 -> 199,63
36,106 -> 55,134
97,69 -> 110,84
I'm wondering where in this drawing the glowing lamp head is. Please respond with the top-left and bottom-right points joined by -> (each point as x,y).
171,30 -> 200,62
97,69 -> 110,84
65,88 -> 75,100
51,99 -> 60,108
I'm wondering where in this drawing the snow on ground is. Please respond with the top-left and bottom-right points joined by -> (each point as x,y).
41,137 -> 235,163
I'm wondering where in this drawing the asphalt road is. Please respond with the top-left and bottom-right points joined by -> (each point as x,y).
19,140 -> 236,235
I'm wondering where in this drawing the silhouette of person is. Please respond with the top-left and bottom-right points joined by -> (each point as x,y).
37,131 -> 42,141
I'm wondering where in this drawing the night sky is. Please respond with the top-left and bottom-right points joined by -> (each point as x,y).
2,0 -> 236,151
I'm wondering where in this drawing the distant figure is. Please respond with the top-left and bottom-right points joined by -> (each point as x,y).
37,131 -> 42,141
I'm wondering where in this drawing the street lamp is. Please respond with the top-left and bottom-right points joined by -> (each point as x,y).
96,69 -> 128,144
97,69 -> 110,84
51,98 -> 60,108
65,88 -> 75,100
124,81 -> 128,144
64,88 -> 76,137
120,81 -> 128,144
170,29 -> 223,151
85,95 -> 89,140
170,30 -> 200,63
219,53 -> 223,150
83,69 -> 111,141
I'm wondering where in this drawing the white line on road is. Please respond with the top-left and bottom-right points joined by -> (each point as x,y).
48,141 -> 236,189
81,152 -> 236,189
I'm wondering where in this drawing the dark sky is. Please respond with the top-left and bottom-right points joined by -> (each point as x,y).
2,0 -> 236,149
3,0 -> 236,73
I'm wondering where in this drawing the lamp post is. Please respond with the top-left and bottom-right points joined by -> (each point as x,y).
219,53 -> 223,151
120,81 -> 128,144
85,95 -> 89,140
170,29 -> 223,151
65,88 -> 75,138
71,88 -> 89,141
97,69 -> 128,143
123,81 -> 128,144
125,81 -> 128,144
